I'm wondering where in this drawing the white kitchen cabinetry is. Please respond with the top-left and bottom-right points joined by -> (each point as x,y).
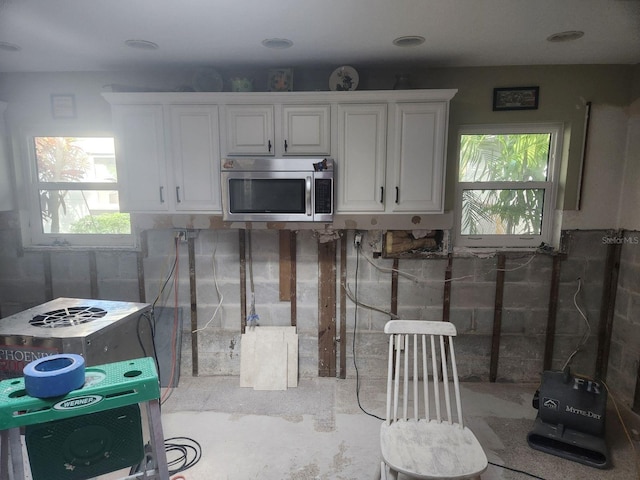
336,101 -> 449,214
169,105 -> 221,211
390,102 -> 447,213
225,104 -> 330,156
111,104 -> 168,212
110,103 -> 221,213
336,104 -> 388,212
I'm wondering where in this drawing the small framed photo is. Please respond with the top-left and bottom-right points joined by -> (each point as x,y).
493,86 -> 539,111
50,94 -> 76,119
268,68 -> 293,92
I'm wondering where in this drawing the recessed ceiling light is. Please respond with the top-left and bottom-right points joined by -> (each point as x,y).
392,36 -> 425,47
546,31 -> 584,43
261,38 -> 293,49
124,39 -> 159,50
0,42 -> 21,52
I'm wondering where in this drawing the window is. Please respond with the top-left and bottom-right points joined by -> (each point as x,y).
28,136 -> 132,247
455,124 -> 563,248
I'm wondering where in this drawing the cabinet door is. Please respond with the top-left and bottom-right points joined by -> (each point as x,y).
282,105 -> 331,155
112,104 -> 168,212
391,102 -> 447,213
169,105 -> 222,212
336,104 -> 387,212
225,105 -> 274,155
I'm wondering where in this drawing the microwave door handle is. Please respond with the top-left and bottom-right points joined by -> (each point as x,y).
306,176 -> 312,216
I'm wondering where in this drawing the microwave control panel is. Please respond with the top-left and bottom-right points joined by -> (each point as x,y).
315,178 -> 333,214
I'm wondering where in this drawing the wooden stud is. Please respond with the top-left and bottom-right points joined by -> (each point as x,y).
239,230 -> 247,334
443,254 -> 453,323
543,255 -> 562,371
339,233 -> 347,379
391,258 -> 399,316
490,254 -> 506,382
633,362 -> 640,415
318,238 -> 337,377
595,239 -> 622,380
188,234 -> 199,377
89,250 -> 98,299
137,230 -> 148,303
279,231 -> 292,301
43,251 -> 53,302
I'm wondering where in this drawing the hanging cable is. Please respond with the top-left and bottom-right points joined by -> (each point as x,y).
193,235 -> 224,333
352,243 -> 384,421
561,277 -> 591,371
161,236 -> 180,405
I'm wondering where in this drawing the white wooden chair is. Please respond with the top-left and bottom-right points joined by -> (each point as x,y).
380,320 -> 488,480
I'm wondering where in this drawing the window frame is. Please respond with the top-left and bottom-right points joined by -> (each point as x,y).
454,123 -> 563,249
24,133 -> 134,248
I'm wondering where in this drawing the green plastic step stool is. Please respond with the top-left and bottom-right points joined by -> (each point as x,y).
0,356 -> 169,480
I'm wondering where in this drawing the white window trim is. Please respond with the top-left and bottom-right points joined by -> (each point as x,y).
454,123 -> 563,249
23,132 -> 134,248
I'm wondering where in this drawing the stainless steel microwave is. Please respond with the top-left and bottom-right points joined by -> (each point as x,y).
221,158 -> 334,222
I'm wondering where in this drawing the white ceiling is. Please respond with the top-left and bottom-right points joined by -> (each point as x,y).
0,0 -> 639,74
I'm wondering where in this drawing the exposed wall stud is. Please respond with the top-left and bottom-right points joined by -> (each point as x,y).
339,233 -> 347,379
239,230 -> 247,334
543,255 -> 562,371
596,235 -> 622,380
188,234 -> 198,376
490,254 -> 506,382
318,238 -> 337,377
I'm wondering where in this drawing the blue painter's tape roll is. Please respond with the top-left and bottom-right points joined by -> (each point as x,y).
23,353 -> 86,399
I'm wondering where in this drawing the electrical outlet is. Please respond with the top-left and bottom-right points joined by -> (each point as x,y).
354,232 -> 363,248
175,229 -> 188,241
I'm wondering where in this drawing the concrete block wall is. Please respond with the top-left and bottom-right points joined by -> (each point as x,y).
0,218 -> 637,397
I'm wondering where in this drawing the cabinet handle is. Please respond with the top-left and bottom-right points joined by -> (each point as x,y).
284,140 -> 288,152
176,186 -> 181,203
395,187 -> 399,204
159,186 -> 164,203
268,140 -> 272,152
380,187 -> 384,203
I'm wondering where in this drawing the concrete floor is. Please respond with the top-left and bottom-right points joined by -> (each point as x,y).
156,376 -> 640,480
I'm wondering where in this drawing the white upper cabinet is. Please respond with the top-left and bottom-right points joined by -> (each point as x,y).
336,104 -> 387,212
224,105 -> 275,155
111,104 -> 169,212
281,105 -> 331,155
169,105 -> 222,212
389,102 -> 447,213
109,101 -> 222,213
104,89 -> 455,216
224,104 -> 330,156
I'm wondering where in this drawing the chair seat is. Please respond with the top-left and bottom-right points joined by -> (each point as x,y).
380,419 -> 488,479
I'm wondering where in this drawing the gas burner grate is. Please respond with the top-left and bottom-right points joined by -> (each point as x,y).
30,306 -> 108,328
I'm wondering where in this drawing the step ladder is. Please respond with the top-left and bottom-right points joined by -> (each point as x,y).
0,357 -> 169,480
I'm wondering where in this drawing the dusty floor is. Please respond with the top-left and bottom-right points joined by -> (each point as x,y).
11,375 -> 640,479
155,376 -> 640,480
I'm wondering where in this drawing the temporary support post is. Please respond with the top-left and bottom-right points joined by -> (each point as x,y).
490,254 -> 506,382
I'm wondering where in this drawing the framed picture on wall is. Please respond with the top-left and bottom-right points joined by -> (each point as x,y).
50,94 -> 77,119
493,86 -> 539,111
268,68 -> 293,92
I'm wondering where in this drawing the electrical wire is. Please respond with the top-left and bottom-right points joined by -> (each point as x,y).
164,436 -> 202,475
488,461 -> 546,479
561,277 -> 591,371
161,236 -> 180,405
352,243 -> 385,421
192,236 -> 224,333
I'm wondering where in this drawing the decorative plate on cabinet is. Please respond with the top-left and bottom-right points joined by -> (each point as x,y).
329,66 -> 359,91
